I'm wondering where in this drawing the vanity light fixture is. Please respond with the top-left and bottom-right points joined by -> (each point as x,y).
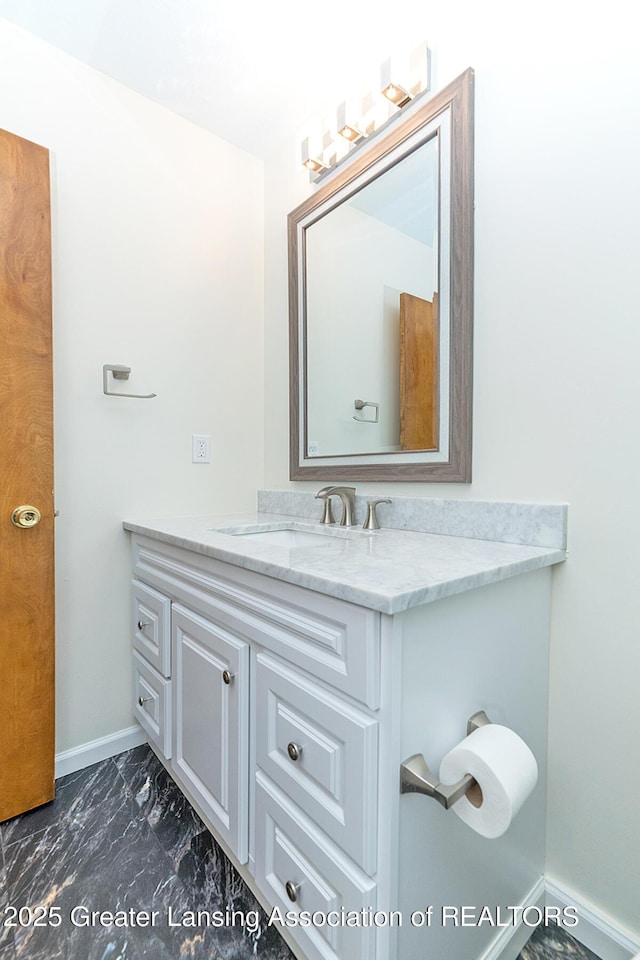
336,100 -> 366,144
303,157 -> 329,173
298,40 -> 430,180
380,56 -> 413,108
300,134 -> 329,174
338,122 -> 365,143
381,81 -> 412,108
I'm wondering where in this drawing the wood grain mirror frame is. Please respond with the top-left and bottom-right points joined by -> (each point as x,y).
288,68 -> 474,482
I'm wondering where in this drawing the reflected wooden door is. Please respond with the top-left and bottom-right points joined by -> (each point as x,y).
399,292 -> 439,451
0,127 -> 55,821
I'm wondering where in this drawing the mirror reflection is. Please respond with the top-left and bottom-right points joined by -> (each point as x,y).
306,137 -> 439,457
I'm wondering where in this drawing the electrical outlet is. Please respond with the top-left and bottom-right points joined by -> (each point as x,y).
192,435 -> 211,463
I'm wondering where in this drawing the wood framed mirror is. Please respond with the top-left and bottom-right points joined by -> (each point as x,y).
288,68 -> 474,481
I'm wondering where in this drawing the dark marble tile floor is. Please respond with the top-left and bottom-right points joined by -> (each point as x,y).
0,745 -> 601,960
520,924 -> 601,960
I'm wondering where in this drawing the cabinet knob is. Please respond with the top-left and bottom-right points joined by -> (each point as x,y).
138,695 -> 152,706
287,742 -> 302,762
285,881 -> 299,903
222,670 -> 234,685
137,619 -> 151,631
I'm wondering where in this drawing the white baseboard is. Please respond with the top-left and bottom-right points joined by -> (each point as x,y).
545,877 -> 640,960
54,724 -> 147,779
479,878 -> 546,960
469,876 -> 639,960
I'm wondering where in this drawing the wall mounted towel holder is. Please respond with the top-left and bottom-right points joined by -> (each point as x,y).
400,710 -> 492,808
103,364 -> 156,399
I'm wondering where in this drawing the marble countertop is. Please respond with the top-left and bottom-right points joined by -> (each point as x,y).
123,511 -> 566,615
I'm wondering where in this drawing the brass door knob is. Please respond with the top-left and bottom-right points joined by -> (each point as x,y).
11,505 -> 42,528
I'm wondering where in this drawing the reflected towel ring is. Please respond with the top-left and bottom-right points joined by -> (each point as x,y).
353,399 -> 379,423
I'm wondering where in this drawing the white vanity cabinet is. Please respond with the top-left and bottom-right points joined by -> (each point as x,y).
128,530 -> 555,960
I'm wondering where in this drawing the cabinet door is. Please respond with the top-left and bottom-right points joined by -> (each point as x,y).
172,603 -> 249,863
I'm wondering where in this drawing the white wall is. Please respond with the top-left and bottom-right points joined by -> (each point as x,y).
0,19 -> 264,753
264,0 -> 640,941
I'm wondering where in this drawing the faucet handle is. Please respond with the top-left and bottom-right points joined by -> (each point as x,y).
315,486 -> 336,524
363,498 -> 391,530
318,497 -> 336,524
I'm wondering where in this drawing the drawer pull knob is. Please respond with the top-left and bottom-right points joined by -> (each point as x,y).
285,881 -> 299,903
138,695 -> 152,706
137,620 -> 151,631
287,742 -> 302,762
222,670 -> 234,685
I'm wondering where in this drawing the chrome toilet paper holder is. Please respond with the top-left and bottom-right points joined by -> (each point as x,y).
400,710 -> 492,809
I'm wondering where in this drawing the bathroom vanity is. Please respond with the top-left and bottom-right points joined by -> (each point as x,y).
123,493 -> 566,960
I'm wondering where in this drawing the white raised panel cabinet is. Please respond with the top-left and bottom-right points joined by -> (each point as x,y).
255,652 -> 378,873
132,578 -> 172,757
132,579 -> 171,677
255,772 -> 377,960
133,650 -> 171,757
129,533 -> 552,960
172,603 -> 249,863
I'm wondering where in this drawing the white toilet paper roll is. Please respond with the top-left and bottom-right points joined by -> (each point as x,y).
439,724 -> 538,839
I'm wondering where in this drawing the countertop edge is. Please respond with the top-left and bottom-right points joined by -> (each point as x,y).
123,518 -> 566,616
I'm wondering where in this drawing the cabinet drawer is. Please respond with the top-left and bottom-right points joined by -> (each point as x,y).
256,653 -> 378,873
131,579 -> 171,677
133,650 -> 171,757
255,773 -> 376,960
227,584 -> 380,709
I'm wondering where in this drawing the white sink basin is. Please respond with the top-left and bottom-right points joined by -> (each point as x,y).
231,528 -> 338,548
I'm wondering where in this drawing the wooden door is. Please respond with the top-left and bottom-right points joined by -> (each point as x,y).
0,128 -> 55,821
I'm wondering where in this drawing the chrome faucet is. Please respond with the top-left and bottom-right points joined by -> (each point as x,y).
315,485 -> 356,526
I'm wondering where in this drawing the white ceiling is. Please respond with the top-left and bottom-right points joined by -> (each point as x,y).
0,0 -> 428,159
